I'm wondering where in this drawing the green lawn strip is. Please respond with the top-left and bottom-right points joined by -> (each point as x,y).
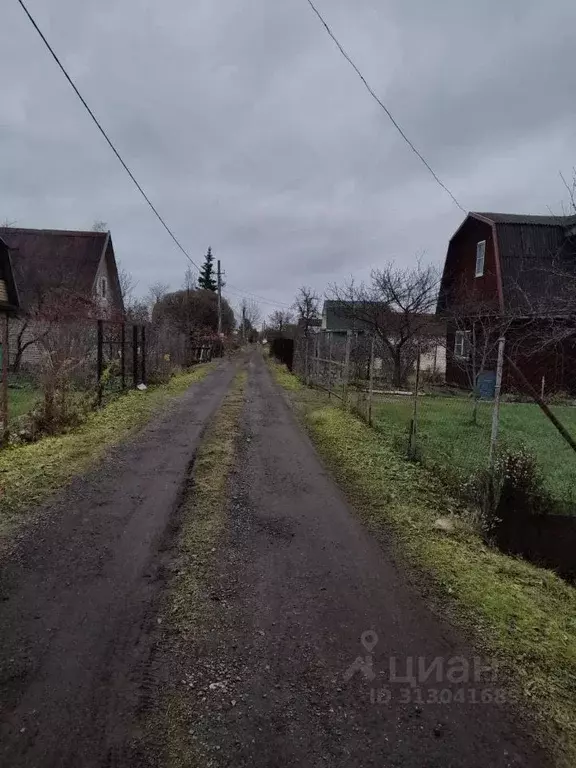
372,395 -> 576,507
8,385 -> 41,422
151,370 -> 246,768
270,360 -> 576,767
0,363 -> 216,540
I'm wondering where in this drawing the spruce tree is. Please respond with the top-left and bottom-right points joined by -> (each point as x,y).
197,247 -> 217,292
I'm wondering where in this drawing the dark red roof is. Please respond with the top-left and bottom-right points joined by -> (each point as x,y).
471,212 -> 576,227
440,212 -> 576,316
0,227 -> 109,312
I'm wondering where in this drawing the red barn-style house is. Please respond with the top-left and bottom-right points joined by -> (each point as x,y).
437,212 -> 576,395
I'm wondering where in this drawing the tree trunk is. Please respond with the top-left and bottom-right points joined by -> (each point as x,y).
471,395 -> 479,425
12,348 -> 23,374
393,352 -> 403,389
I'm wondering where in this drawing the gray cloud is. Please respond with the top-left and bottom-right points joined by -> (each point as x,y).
1,0 -> 575,318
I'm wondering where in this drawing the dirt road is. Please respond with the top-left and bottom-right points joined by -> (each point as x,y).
162,353 -> 547,767
0,351 -> 547,767
0,360 -> 238,767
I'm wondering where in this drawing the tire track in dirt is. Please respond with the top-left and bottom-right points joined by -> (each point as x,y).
143,351 -> 549,768
0,359 -> 239,768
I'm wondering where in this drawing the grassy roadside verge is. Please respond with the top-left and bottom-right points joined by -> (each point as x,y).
148,370 -> 246,768
0,363 -> 216,541
270,360 -> 576,768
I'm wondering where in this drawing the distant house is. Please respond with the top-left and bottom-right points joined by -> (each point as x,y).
321,300 -> 446,376
296,317 -> 321,334
0,227 -> 124,369
437,211 -> 576,394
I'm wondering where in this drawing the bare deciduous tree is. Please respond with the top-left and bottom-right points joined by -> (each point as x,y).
91,220 -> 108,233
239,298 -> 261,330
116,261 -> 137,311
11,258 -> 91,373
293,286 -> 320,337
146,282 -> 170,315
267,309 -> 294,333
183,266 -> 197,293
443,292 -> 514,422
329,261 -> 439,388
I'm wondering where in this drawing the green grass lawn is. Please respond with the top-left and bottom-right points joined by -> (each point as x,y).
0,363 -> 215,541
8,385 -> 41,422
372,395 -> 576,507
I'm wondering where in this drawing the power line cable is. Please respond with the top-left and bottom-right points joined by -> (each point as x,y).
225,284 -> 293,308
17,0 -> 291,309
17,0 -> 354,311
224,285 -> 292,310
304,0 -> 466,213
16,0 -> 202,271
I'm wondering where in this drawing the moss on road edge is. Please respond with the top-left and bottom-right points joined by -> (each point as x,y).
270,360 -> 576,768
146,370 -> 246,768
0,363 -> 216,541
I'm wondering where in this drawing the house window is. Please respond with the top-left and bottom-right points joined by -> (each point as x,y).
99,277 -> 107,299
475,240 -> 486,277
454,331 -> 470,359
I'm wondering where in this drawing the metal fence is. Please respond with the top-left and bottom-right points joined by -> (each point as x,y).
96,320 -> 217,402
293,330 -> 576,514
2,316 -> 220,435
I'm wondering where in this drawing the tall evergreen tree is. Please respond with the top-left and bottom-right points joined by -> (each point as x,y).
197,247 -> 217,292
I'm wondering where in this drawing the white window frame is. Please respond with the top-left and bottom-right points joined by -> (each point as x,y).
454,330 -> 470,359
475,240 -> 486,278
99,276 -> 107,299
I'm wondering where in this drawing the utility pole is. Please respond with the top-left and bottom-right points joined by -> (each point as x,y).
1,314 -> 9,444
241,303 -> 246,345
217,259 -> 222,337
489,336 -> 506,470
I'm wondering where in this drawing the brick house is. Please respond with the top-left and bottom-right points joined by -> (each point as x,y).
0,227 -> 124,370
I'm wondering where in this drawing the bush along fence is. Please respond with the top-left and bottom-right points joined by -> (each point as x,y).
288,329 -> 576,582
1,317 -> 220,444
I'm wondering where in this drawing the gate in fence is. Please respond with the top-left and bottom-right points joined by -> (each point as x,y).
96,320 -> 145,404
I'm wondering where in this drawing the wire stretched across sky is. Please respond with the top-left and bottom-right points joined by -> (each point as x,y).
16,0 -> 295,312
305,0 -> 466,214
225,284 -> 293,309
15,0 -> 460,311
16,0 -> 204,272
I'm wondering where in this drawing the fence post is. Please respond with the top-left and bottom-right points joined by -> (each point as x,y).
1,314 -> 9,443
141,325 -> 146,385
313,333 -> 320,386
408,342 -> 421,459
327,331 -> 333,399
343,330 -> 352,408
132,325 -> 138,387
97,319 -> 103,406
488,336 -> 506,469
367,332 -> 375,426
120,323 -> 126,390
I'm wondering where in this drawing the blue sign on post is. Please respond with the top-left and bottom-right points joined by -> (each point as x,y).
476,371 -> 496,400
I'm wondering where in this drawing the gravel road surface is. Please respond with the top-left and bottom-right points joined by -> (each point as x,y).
173,352 -> 548,768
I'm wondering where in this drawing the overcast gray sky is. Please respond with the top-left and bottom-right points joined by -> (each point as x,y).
2,0 -> 576,317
